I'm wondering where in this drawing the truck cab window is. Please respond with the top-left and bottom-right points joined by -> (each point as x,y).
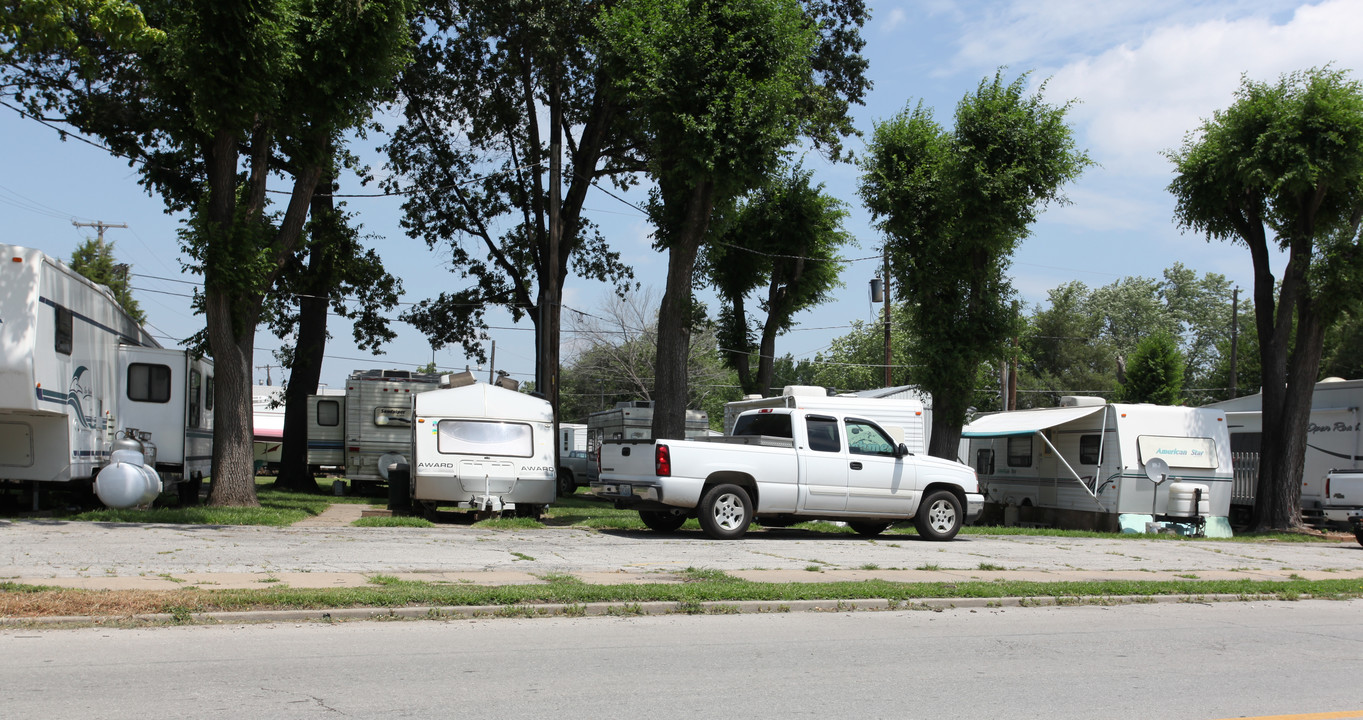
732,412 -> 792,438
846,419 -> 895,456
806,416 -> 840,452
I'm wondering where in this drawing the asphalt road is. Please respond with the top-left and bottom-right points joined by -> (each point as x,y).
3,517 -> 1363,586
3,600 -> 1362,719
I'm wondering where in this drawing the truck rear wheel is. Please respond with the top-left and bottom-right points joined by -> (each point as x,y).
915,490 -> 963,541
698,484 -> 753,539
848,521 -> 890,537
557,470 -> 576,497
640,509 -> 688,532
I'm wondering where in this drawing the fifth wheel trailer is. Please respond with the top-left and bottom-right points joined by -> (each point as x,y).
0,242 -> 212,506
1205,378 -> 1363,527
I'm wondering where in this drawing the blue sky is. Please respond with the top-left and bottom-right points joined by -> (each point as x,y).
4,0 -> 1362,390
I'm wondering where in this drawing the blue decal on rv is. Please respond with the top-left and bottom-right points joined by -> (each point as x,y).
35,365 -> 100,429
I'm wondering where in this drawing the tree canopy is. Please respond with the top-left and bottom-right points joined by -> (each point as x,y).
1,0 -> 415,505
68,238 -> 144,324
703,163 -> 849,396
860,71 -> 1089,458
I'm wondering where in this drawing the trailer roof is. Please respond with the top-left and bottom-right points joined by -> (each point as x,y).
961,405 -> 1105,438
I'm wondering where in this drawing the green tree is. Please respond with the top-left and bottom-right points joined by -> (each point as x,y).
703,164 -> 849,396
68,238 -> 144,324
383,1 -> 641,427
1,0 -> 415,506
1017,281 -> 1117,408
265,175 -> 403,493
596,0 -> 868,439
860,71 -> 1089,459
1168,68 -> 1363,530
803,305 -> 914,392
1118,333 -> 1185,404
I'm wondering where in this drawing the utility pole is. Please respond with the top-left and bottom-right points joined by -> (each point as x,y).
1229,287 -> 1239,399
71,220 -> 129,249
882,245 -> 892,387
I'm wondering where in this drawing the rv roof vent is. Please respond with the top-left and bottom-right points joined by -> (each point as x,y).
440,371 -> 477,389
1059,395 -> 1105,407
781,385 -> 827,398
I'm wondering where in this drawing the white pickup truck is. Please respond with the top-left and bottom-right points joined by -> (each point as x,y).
590,407 -> 983,540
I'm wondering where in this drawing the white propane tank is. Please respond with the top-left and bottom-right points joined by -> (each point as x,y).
1167,482 -> 1211,517
96,448 -> 149,509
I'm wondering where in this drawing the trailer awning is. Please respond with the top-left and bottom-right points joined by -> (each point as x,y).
961,406 -> 1105,438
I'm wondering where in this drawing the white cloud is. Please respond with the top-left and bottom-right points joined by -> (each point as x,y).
1043,0 -> 1363,175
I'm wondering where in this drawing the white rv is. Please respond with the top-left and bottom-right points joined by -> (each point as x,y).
305,369 -> 442,492
252,384 -> 285,473
723,385 -> 931,453
960,398 -> 1234,536
583,401 -> 710,484
407,373 -> 556,515
1206,378 -> 1363,526
0,243 -> 212,506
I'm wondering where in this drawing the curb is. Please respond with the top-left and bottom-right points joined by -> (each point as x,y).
1,592 -> 1297,627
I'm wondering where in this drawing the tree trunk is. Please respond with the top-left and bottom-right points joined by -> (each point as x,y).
652,182 -> 715,440
927,389 -> 965,460
206,305 -> 261,507
275,172 -> 339,493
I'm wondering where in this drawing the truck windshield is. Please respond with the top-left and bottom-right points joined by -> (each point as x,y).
732,413 -> 793,438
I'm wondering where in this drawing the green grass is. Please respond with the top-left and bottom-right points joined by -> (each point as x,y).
6,576 -> 1361,619
353,516 -> 435,528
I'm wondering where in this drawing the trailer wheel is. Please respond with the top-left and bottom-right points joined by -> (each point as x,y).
848,521 -> 891,537
640,509 -> 688,532
915,490 -> 963,541
697,484 -> 753,539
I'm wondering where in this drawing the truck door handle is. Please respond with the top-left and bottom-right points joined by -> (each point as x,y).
850,462 -> 863,470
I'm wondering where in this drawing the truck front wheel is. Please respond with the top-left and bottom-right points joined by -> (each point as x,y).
698,484 -> 753,539
915,490 -> 963,541
640,509 -> 688,532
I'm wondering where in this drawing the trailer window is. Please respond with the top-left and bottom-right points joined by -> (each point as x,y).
188,370 -> 202,428
1079,434 -> 1102,465
205,376 -> 214,412
846,420 -> 895,456
373,407 -> 411,428
732,412 -> 792,438
54,304 -> 73,355
437,420 -> 533,457
316,399 -> 341,426
806,416 -> 840,453
127,363 -> 172,403
1007,436 -> 1033,467
975,448 -> 994,475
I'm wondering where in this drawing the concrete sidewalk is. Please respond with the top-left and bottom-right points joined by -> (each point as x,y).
13,566 -> 1363,591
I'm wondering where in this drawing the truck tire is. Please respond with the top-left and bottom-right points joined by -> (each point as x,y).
640,509 -> 688,532
848,521 -> 891,537
557,470 -> 576,498
915,489 -> 963,541
698,483 -> 753,539
1354,527 -> 1363,548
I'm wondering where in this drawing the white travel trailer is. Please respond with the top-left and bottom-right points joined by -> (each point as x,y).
305,369 -> 441,492
0,243 -> 212,506
252,384 -> 285,473
960,398 -> 1234,536
723,385 -> 931,453
406,373 -> 556,515
583,401 -> 710,484
1205,378 -> 1363,526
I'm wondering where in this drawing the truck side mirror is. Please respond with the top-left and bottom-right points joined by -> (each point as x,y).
896,443 -> 910,458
